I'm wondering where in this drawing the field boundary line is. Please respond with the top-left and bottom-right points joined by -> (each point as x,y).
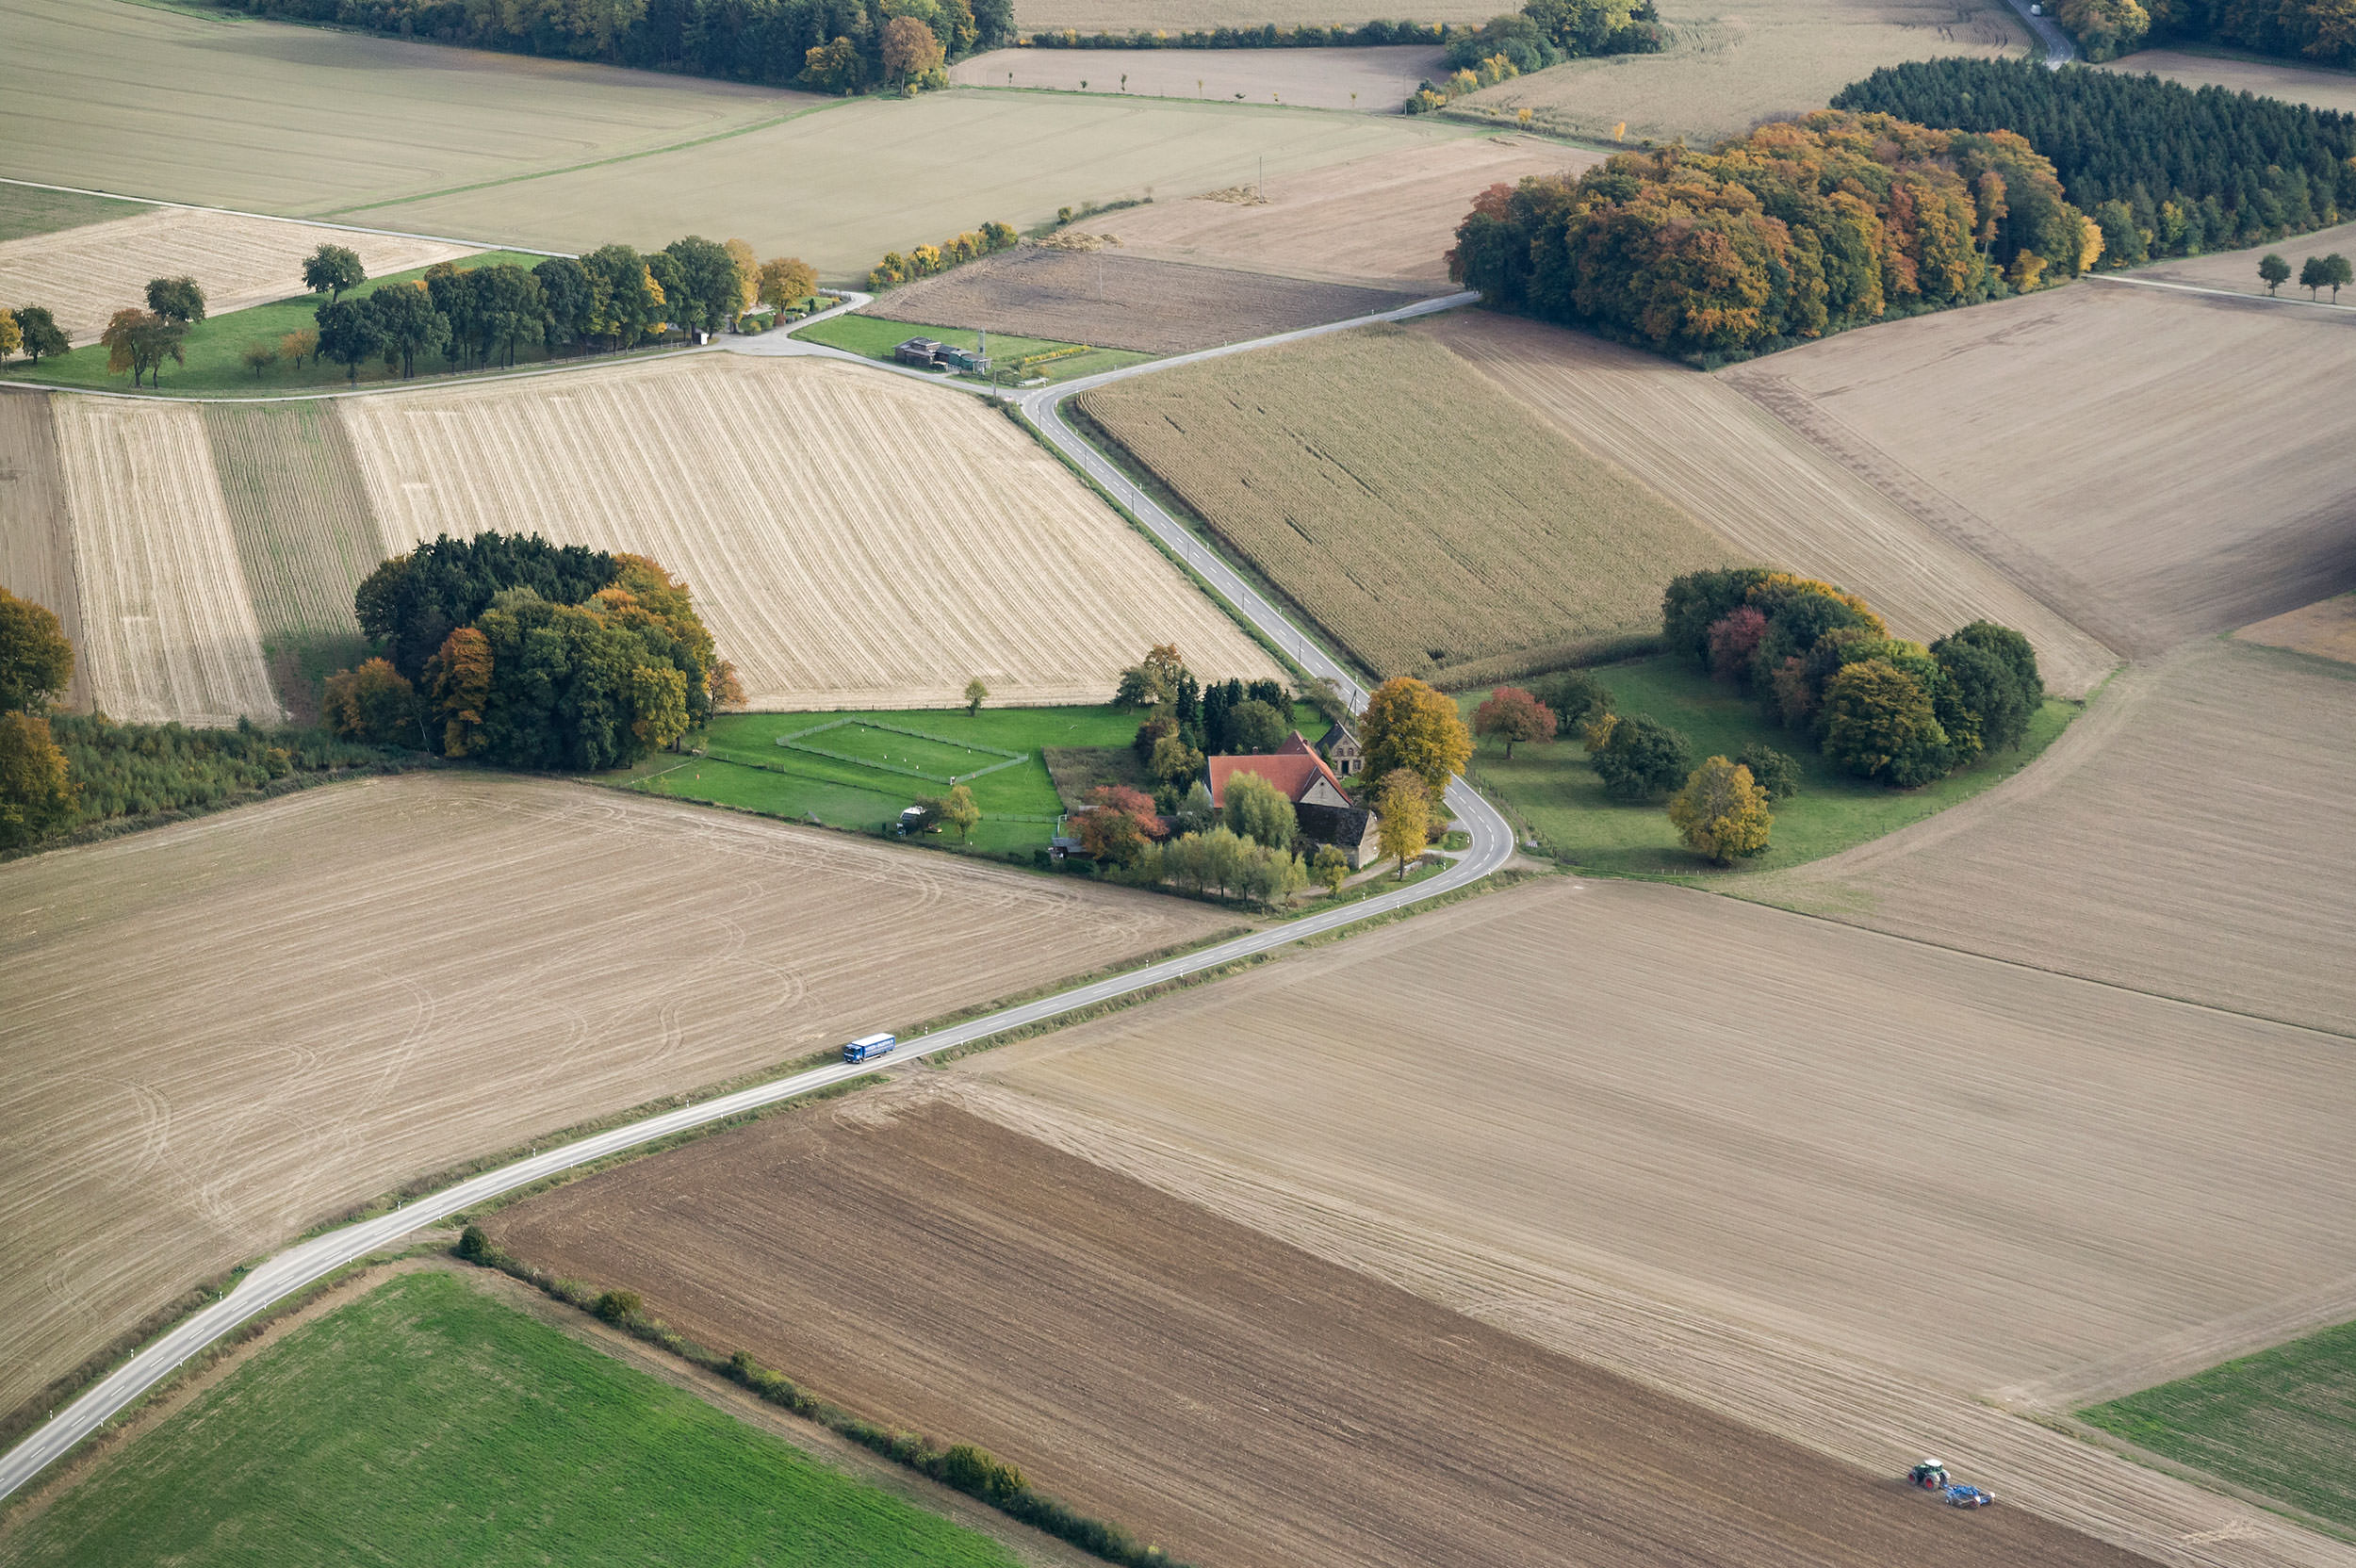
0,177 -> 566,258
2084,271 -> 2356,313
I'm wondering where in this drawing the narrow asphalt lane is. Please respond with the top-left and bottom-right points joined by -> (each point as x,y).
1999,0 -> 2077,65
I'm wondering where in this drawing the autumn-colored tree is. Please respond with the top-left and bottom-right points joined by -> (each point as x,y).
1358,676 -> 1472,794
1667,755 -> 1774,864
1705,607 -> 1768,682
0,587 -> 74,713
427,626 -> 494,756
0,308 -> 18,362
1149,731 -> 1203,788
882,13 -> 944,82
757,256 -> 821,311
2260,252 -> 2291,294
709,659 -> 745,710
722,237 -> 760,315
1310,842 -> 1350,893
0,710 -> 76,849
279,327 -> 318,368
1223,769 -> 1296,850
100,308 -> 186,386
241,341 -> 278,378
1073,783 -> 1158,864
1471,685 -> 1555,759
630,662 -> 690,750
323,658 -> 420,746
964,677 -> 989,716
941,782 -> 980,842
800,35 -> 864,93
1373,768 -> 1432,878
1821,658 -> 1951,787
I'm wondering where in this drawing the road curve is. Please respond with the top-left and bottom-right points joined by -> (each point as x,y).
0,292 -> 1513,1506
1998,0 -> 2076,66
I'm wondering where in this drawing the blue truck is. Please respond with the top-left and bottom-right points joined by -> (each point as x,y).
843,1032 -> 897,1064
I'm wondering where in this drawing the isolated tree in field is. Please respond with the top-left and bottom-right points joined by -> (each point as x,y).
882,14 -> 944,82
757,256 -> 821,312
1073,783 -> 1157,864
2260,252 -> 2291,294
1373,767 -> 1432,877
100,308 -> 186,386
0,710 -> 76,849
940,782 -> 980,842
367,283 -> 449,379
1309,842 -> 1350,893
13,305 -> 69,365
1358,676 -> 1472,794
1223,769 -> 1295,850
1588,712 -> 1693,801
315,298 -> 384,382
1668,755 -> 1774,865
0,587 -> 74,713
302,243 -> 366,302
1822,659 -> 1950,786
1472,685 -> 1554,759
0,308 -> 17,363
2301,254 -> 2331,299
964,677 -> 988,716
2325,253 -> 2353,302
144,275 -> 205,325
280,327 -> 318,368
241,341 -> 278,379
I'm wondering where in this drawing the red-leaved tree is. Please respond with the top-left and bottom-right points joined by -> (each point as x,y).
1072,784 -> 1158,865
1706,606 -> 1769,684
1471,685 -> 1557,760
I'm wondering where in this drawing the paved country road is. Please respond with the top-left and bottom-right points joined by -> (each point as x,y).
0,291 -> 1513,1506
2000,0 -> 2078,66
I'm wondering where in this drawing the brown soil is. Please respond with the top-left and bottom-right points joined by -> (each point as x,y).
492,1091 -> 2148,1568
948,45 -> 1448,114
861,247 -> 1424,353
1088,135 -> 1601,288
0,391 -> 89,710
2238,593 -> 2356,664
1721,281 -> 2356,657
0,772 -> 1235,1432
953,876 -> 2356,1568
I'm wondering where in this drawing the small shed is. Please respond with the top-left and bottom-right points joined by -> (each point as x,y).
894,336 -> 946,368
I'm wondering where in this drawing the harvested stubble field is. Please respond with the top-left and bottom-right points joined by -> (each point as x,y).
48,396 -> 279,726
1453,0 -> 2024,145
1754,638 -> 2356,1035
1427,310 -> 2117,695
202,402 -> 387,649
337,352 -> 1277,710
0,393 -> 89,710
1080,323 -> 1730,682
1723,283 -> 2356,657
862,246 -> 1421,351
954,877 -> 2356,1568
1087,134 -> 1599,287
0,208 -> 477,345
0,0 -> 794,217
0,772 -> 1234,1440
949,45 -> 1447,111
2131,218 -> 2356,298
491,1092 -> 2144,1568
356,90 -> 1471,275
2097,46 -> 2356,114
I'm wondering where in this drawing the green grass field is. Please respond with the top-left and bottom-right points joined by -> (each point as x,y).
1460,656 -> 2074,877
0,182 -> 149,242
2081,1318 -> 2356,1534
0,250 -> 582,397
798,311 -> 1153,384
0,1268 -> 1023,1567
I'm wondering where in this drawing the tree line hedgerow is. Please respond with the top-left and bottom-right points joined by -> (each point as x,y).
452,1227 -> 1196,1568
1832,60 -> 2356,265
325,533 -> 744,772
1449,109 -> 2092,361
221,0 -> 1008,96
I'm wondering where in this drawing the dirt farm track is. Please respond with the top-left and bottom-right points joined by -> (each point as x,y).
0,774 -> 1236,1435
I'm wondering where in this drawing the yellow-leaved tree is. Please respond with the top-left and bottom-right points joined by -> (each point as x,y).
1666,755 -> 1774,865
1358,677 -> 1472,795
1374,768 -> 1432,879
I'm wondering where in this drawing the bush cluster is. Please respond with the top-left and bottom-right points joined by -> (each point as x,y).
1664,567 -> 2044,789
1451,109 -> 2088,361
867,221 -> 1018,292
1832,60 -> 2356,261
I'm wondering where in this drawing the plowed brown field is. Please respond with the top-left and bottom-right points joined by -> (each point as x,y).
1753,638 -> 2356,1035
953,878 -> 2356,1568
204,401 -> 386,647
1079,323 -> 1733,682
0,772 -> 1234,1437
1086,135 -> 1600,288
0,392 -> 89,710
0,208 -> 476,344
336,353 -> 1276,710
49,395 -> 278,725
2238,592 -> 2356,664
1722,283 -> 2356,656
862,248 -> 1421,351
491,1094 -> 2147,1568
1429,310 -> 2117,695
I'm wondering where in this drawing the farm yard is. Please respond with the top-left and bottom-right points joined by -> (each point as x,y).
47,397 -> 280,727
352,91 -> 1476,277
1723,283 -> 2356,657
950,45 -> 1448,111
0,207 -> 478,345
1451,0 -> 2025,146
1753,639 -> 2356,1035
337,352 -> 1279,710
953,876 -> 2356,1567
0,1268 -> 1031,1567
1427,311 -> 2118,695
0,0 -> 795,217
1079,323 -> 1733,685
488,1090 -> 2145,1568
861,246 -> 1424,352
1085,134 -> 1600,288
0,773 -> 1235,1442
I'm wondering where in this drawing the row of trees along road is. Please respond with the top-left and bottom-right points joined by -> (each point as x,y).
2259,251 -> 2352,298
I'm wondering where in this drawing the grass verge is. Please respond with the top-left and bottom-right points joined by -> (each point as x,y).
1459,655 -> 2077,877
799,311 -> 1153,384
